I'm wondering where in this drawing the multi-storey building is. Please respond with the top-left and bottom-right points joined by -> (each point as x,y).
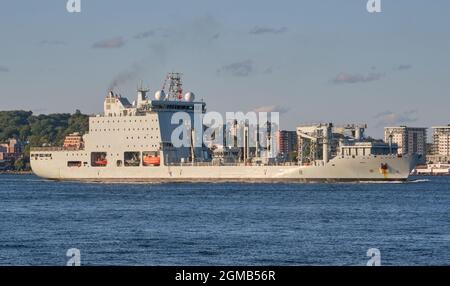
63,132 -> 84,149
429,125 -> 450,163
384,126 -> 427,162
0,139 -> 24,168
276,130 -> 298,160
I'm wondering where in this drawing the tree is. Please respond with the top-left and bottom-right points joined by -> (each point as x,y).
0,109 -> 89,171
14,157 -> 26,171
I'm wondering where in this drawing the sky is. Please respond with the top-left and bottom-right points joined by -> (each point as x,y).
0,0 -> 449,138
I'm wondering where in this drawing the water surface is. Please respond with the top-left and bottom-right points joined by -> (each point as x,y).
0,174 -> 449,265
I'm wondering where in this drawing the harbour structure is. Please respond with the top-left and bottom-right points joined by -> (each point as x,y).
296,123 -> 373,164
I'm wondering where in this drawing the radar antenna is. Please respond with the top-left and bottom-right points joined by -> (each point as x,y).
161,72 -> 183,101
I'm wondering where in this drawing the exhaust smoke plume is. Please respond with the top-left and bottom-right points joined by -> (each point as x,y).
108,63 -> 145,91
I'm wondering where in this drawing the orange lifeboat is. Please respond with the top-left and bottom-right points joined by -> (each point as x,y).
95,159 -> 108,166
143,156 -> 160,166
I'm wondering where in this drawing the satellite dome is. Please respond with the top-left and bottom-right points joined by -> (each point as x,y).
184,91 -> 195,102
155,90 -> 166,100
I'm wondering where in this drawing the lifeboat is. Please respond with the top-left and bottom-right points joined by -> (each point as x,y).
143,156 -> 160,166
95,159 -> 107,166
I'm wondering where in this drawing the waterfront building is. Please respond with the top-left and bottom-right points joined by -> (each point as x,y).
63,132 -> 84,149
384,126 -> 427,163
276,130 -> 298,161
428,125 -> 450,163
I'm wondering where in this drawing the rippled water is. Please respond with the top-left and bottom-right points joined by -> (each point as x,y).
0,174 -> 449,265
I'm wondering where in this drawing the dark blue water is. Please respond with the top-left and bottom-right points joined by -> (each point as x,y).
0,174 -> 449,266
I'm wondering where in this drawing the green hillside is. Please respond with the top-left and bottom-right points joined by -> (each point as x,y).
0,110 -> 89,170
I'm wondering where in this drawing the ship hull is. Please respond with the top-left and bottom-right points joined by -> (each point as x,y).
31,151 -> 417,183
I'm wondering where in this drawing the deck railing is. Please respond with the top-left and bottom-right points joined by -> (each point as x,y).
166,162 -> 300,167
30,147 -> 83,152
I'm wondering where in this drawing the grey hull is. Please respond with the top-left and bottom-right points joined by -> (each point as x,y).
31,151 -> 417,183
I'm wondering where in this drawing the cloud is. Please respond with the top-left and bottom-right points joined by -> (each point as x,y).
0,66 -> 9,72
332,65 -> 409,85
134,30 -> 156,39
263,66 -> 273,74
188,15 -> 222,44
211,33 -> 220,40
217,60 -> 254,77
332,72 -> 384,84
394,64 -> 412,71
253,105 -> 289,114
374,110 -> 418,127
92,37 -> 125,49
249,26 -> 288,35
134,28 -> 171,40
39,40 -> 67,46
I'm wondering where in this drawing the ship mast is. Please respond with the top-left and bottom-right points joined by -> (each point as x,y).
161,72 -> 183,101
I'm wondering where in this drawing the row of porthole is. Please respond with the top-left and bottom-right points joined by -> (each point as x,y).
94,119 -> 157,124
338,156 -> 384,159
94,145 -> 158,148
126,136 -> 158,140
93,152 -> 158,156
90,128 -> 158,132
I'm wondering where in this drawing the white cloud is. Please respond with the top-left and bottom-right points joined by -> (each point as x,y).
92,37 -> 126,49
332,72 -> 384,84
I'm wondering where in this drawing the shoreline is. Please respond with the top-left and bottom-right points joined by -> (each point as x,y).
0,171 -> 33,175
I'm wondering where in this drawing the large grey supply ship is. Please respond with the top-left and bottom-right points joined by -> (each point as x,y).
30,73 -> 418,182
